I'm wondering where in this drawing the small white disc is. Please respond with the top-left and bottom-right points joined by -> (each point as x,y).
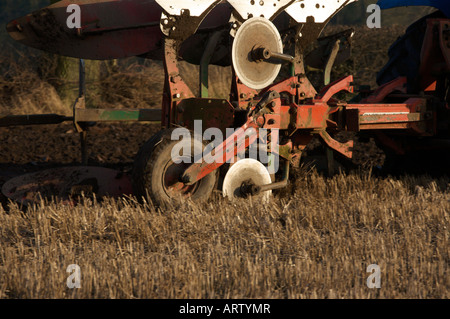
222,158 -> 272,202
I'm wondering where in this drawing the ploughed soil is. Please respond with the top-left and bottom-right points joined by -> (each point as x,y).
0,122 -> 160,169
0,123 -> 160,205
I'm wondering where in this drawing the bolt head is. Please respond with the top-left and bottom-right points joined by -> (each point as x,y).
181,174 -> 192,184
256,116 -> 265,126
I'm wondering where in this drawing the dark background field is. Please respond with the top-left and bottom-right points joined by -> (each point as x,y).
0,1 -> 448,299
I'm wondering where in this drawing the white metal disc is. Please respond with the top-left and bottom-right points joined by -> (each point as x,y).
222,158 -> 272,202
232,17 -> 283,90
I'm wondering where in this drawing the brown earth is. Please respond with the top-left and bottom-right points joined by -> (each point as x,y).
0,122 -> 157,194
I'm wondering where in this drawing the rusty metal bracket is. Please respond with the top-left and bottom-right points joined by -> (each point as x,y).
162,38 -> 195,128
317,130 -> 353,159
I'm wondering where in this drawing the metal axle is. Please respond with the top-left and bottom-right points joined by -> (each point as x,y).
251,47 -> 295,63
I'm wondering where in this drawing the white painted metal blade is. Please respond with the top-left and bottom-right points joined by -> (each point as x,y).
227,0 -> 295,20
285,0 -> 358,23
155,0 -> 221,16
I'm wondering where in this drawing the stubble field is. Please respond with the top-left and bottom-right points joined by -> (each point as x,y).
0,23 -> 448,299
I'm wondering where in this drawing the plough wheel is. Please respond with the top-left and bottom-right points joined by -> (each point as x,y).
222,158 -> 272,203
132,129 -> 218,206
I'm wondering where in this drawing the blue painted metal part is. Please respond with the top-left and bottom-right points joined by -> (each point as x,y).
377,0 -> 450,17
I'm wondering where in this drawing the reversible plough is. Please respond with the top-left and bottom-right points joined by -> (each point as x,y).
3,0 -> 450,205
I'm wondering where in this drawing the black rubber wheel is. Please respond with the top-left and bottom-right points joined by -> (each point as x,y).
132,128 -> 218,206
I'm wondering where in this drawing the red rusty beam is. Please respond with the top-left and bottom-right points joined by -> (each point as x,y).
346,99 -> 424,114
359,123 -> 416,130
359,113 -> 422,124
345,98 -> 432,134
162,38 -> 195,128
316,75 -> 354,102
181,118 -> 261,185
317,130 -> 353,158
362,77 -> 407,103
296,103 -> 329,129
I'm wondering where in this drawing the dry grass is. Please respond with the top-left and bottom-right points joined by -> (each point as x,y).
0,51 -> 166,115
90,59 -> 165,109
0,52 -> 69,116
0,170 -> 448,299
0,24 -> 448,299
0,50 -> 233,116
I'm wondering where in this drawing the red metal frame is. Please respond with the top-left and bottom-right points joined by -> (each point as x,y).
158,16 -> 449,187
162,39 -> 196,128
